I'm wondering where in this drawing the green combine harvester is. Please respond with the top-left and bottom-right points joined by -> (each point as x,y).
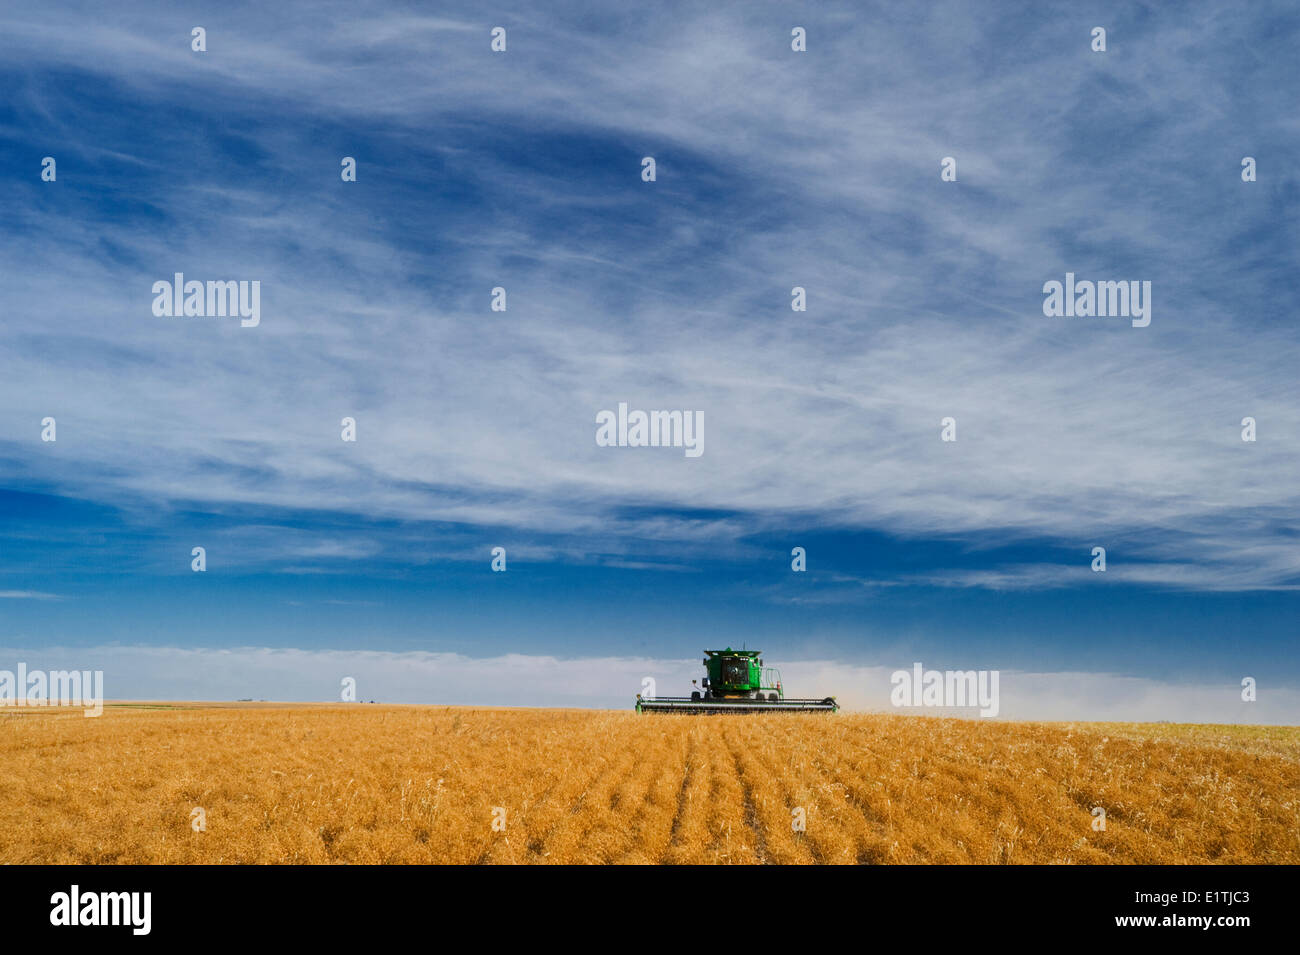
636,648 -> 839,714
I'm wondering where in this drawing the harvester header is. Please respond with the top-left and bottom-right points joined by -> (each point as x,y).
636,648 -> 838,714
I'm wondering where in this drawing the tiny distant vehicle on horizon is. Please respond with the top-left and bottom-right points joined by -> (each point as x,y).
635,648 -> 838,714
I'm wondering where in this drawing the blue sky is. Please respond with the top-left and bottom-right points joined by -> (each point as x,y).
1,2 -> 1298,718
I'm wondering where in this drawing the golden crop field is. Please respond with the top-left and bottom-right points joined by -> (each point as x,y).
1,704 -> 1297,864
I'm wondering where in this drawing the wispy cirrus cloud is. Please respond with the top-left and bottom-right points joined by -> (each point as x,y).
0,2 -> 1296,697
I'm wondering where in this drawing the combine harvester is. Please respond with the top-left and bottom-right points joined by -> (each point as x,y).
636,648 -> 838,714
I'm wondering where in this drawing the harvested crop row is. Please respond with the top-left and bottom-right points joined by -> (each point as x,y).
1,705 -> 1296,864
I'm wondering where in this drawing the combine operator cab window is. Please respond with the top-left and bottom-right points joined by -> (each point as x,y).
721,659 -> 747,684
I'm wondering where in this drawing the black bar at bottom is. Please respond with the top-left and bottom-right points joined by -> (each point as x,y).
0,863 -> 1286,942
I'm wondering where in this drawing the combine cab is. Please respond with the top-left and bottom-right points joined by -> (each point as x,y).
636,648 -> 838,714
